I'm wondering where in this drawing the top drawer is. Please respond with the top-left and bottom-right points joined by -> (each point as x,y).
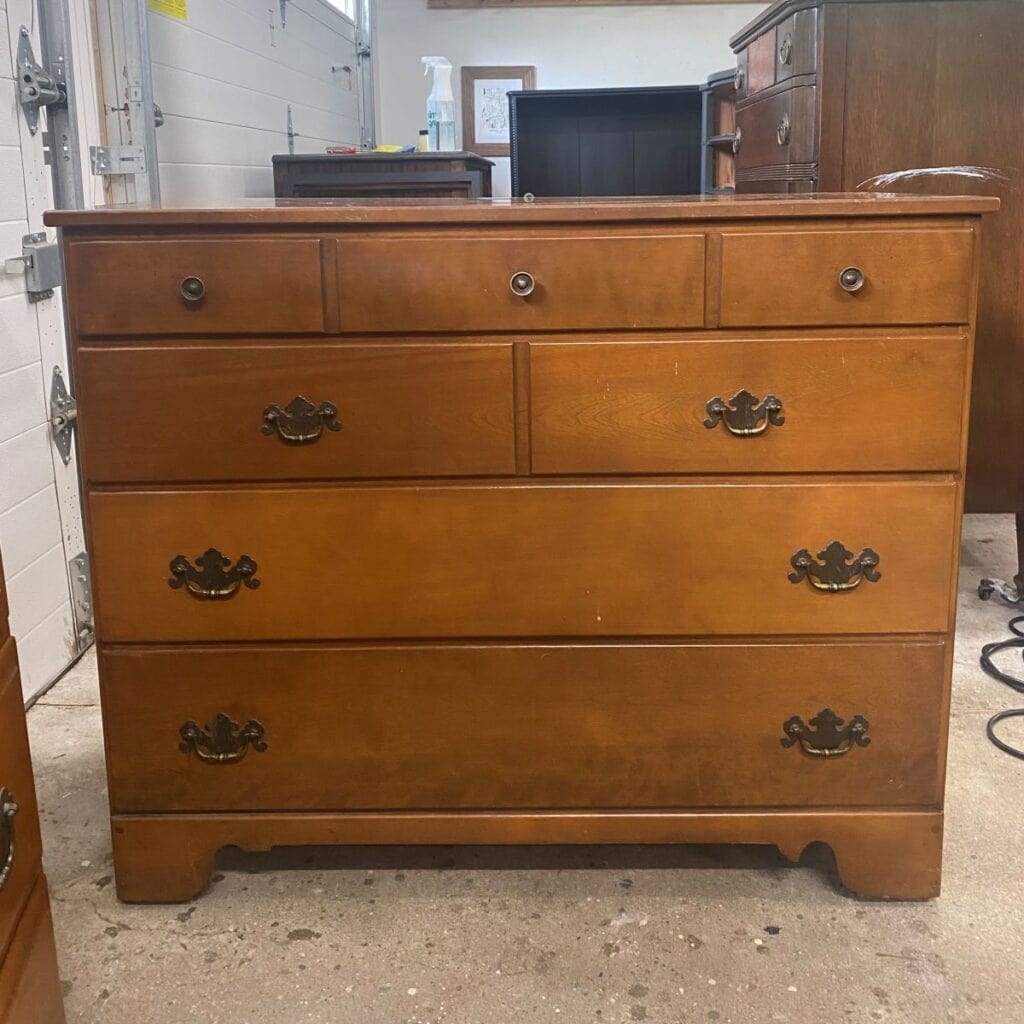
335,234 -> 707,332
721,229 -> 975,327
736,7 -> 817,100
66,238 -> 326,336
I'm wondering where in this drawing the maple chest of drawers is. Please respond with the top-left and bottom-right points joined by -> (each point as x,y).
46,195 -> 994,902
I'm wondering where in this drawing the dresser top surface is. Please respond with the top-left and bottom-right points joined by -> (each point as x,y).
44,193 -> 997,230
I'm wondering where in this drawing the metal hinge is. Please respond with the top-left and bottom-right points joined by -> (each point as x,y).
3,232 -> 61,302
49,366 -> 77,466
89,144 -> 147,176
16,26 -> 67,136
357,42 -> 371,59
69,552 -> 94,649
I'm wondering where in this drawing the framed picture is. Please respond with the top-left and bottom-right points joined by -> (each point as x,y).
461,65 -> 537,157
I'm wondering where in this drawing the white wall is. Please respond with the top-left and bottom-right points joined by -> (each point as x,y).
375,0 -> 768,196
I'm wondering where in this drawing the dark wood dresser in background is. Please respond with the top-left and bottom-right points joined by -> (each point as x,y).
730,0 -> 1024,589
48,194 -> 992,903
0,553 -> 65,1023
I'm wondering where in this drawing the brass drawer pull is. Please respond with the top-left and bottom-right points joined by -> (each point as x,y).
180,276 -> 206,304
169,547 -> 260,599
789,541 -> 881,592
778,32 -> 793,66
732,126 -> 742,154
776,113 -> 791,146
262,396 -> 341,444
0,788 -> 18,891
734,66 -> 745,92
509,271 -> 535,297
705,389 -> 784,436
179,713 -> 267,765
839,266 -> 866,293
781,708 -> 871,758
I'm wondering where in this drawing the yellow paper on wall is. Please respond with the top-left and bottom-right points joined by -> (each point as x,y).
148,0 -> 187,20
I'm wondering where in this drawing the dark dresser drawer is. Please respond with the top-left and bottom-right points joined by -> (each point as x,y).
102,640 -> 946,813
65,238 -> 326,336
530,334 -> 967,474
735,86 -> 817,169
721,229 -> 975,326
335,234 -> 706,332
774,8 -> 818,84
76,342 -> 516,482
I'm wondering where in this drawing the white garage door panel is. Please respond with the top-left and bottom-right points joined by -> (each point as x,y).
0,427 -> 54,513
0,149 -> 27,221
0,363 -> 45,441
6,544 -> 68,643
0,486 -> 62,578
0,294 -> 37,373
13,602 -> 75,696
158,163 -> 279,202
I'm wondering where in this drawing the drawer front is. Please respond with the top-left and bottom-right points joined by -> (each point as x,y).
721,229 -> 975,327
66,238 -> 325,336
774,9 -> 817,84
101,640 -> 947,813
530,335 -> 967,474
335,234 -> 706,332
76,343 -> 516,482
89,480 -> 957,641
0,878 -> 64,1024
735,86 -> 816,169
0,641 -> 43,966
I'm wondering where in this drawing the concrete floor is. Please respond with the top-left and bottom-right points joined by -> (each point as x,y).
26,514 -> 1024,1024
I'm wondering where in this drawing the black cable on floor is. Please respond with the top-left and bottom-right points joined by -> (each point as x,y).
979,615 -> 1024,760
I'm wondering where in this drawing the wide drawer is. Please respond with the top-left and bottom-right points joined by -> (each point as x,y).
530,335 -> 967,474
335,233 -> 706,332
101,640 -> 947,813
0,641 -> 43,966
735,85 -> 817,168
0,878 -> 64,1024
721,229 -> 975,326
76,342 -> 516,482
89,480 -> 957,641
65,238 -> 326,336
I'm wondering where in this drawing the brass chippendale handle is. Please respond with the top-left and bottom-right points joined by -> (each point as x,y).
262,396 -> 341,444
776,113 -> 791,146
168,548 -> 260,599
180,276 -> 206,303
789,541 -> 881,592
179,713 -> 267,765
781,708 -> 871,758
510,271 -> 535,297
0,788 -> 18,891
705,389 -> 784,436
778,32 -> 793,66
839,266 -> 865,293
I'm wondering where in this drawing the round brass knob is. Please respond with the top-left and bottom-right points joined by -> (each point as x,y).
732,126 -> 742,154
510,271 -> 535,297
779,33 -> 793,66
735,66 -> 745,92
776,113 -> 791,146
839,266 -> 866,293
180,276 -> 206,303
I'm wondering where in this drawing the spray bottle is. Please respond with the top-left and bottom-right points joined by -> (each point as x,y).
422,56 -> 456,152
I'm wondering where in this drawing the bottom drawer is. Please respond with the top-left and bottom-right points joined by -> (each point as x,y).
101,641 -> 947,813
0,878 -> 65,1024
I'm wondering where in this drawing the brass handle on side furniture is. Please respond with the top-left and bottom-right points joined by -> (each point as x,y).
704,390 -> 784,436
168,548 -> 261,599
180,276 -> 206,303
839,266 -> 866,293
732,126 -> 742,154
262,396 -> 341,443
510,271 -> 535,297
734,66 -> 745,91
788,541 -> 881,592
179,713 -> 267,765
778,32 -> 793,66
0,788 -> 18,891
781,708 -> 871,758
776,113 -> 791,146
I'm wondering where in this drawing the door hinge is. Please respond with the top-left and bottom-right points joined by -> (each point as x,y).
89,144 -> 147,176
69,552 -> 94,650
3,232 -> 61,302
16,26 -> 67,136
50,366 -> 77,466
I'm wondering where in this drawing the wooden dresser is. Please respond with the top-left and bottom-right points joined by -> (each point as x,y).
730,0 -> 1024,589
46,194 -> 993,903
0,553 -> 65,1022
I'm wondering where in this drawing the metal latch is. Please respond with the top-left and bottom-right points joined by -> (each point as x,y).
3,232 -> 61,302
16,26 -> 66,135
90,144 -> 147,176
50,366 -> 77,466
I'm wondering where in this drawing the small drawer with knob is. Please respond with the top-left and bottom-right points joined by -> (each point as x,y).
774,9 -> 818,84
334,233 -> 706,332
64,238 -> 326,336
733,85 -> 816,169
720,228 -> 976,327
